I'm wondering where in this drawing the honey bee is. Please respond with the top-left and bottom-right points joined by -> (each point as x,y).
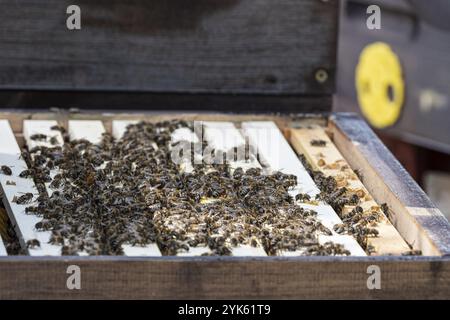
25,206 -> 39,215
26,239 -> 40,249
402,249 -> 422,256
1,165 -> 12,175
19,151 -> 32,166
13,193 -> 34,205
30,134 -> 47,141
310,139 -> 327,147
354,169 -> 363,181
295,193 -> 310,203
50,136 -> 59,146
19,169 -> 34,179
50,125 -> 66,134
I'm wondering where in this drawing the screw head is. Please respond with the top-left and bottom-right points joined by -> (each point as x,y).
315,69 -> 329,84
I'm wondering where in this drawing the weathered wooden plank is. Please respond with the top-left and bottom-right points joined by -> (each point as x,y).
241,121 -> 366,256
0,0 -> 337,95
0,120 -> 61,255
290,127 -> 411,255
0,257 -> 449,299
69,120 -> 162,256
330,114 -> 450,256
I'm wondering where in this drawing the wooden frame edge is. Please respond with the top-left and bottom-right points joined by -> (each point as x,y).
329,113 -> 450,257
0,256 -> 449,299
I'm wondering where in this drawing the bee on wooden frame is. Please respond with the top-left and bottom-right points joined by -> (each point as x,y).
310,139 -> 327,147
13,193 -> 34,205
30,133 -> 47,141
26,239 -> 40,249
50,125 -> 66,134
19,169 -> 34,179
1,165 -> 13,175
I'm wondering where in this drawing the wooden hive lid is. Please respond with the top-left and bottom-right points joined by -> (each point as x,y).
0,0 -> 338,111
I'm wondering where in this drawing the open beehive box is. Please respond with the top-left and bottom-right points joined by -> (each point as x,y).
0,0 -> 449,299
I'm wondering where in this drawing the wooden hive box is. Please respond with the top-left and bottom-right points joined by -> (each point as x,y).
0,0 -> 449,299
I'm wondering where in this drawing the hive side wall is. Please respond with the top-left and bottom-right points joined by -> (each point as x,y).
329,113 -> 450,257
0,257 -> 448,299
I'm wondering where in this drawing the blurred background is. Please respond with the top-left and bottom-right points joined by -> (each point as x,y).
336,0 -> 450,220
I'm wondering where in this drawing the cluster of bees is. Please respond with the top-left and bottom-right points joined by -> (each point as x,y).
298,154 -> 382,252
2,120 -> 355,256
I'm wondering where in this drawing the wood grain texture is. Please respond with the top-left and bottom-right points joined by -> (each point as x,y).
329,113 -> 450,256
289,127 -> 411,255
0,256 -> 449,299
0,0 -> 337,95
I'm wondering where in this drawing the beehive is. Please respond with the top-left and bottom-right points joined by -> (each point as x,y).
0,0 -> 449,299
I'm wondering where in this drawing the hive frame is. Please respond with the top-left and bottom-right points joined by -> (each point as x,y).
0,111 -> 448,298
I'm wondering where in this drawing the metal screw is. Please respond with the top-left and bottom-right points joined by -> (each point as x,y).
315,69 -> 329,84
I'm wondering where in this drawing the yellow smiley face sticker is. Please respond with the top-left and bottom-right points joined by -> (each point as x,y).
355,42 -> 405,128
